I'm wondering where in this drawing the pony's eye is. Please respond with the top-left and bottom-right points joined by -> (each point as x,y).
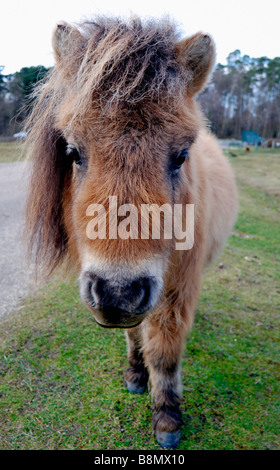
172,148 -> 189,172
66,145 -> 83,166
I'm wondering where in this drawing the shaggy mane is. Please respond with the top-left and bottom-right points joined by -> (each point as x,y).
27,17 -> 190,125
74,16 -> 188,108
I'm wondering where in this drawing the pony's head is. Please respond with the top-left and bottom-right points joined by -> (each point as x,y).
25,17 -> 215,327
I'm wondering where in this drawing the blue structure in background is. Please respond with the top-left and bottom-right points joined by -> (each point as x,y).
242,130 -> 265,146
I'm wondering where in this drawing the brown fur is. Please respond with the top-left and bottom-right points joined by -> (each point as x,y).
24,16 -> 238,447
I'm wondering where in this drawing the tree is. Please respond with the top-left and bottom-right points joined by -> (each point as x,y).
0,65 -> 50,136
199,53 -> 280,139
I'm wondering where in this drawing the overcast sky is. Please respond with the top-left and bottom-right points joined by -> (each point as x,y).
1,0 -> 279,75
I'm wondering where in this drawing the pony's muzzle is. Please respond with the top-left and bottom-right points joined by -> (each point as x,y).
80,271 -> 159,327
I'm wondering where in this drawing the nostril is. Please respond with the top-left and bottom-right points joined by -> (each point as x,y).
87,279 -> 93,298
85,273 -> 118,309
84,272 -> 106,307
81,271 -> 158,315
129,280 -> 145,302
136,284 -> 151,314
132,277 -> 154,314
130,277 -> 156,314
86,278 -> 99,307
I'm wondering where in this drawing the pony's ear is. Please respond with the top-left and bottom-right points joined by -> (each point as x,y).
52,22 -> 82,62
176,32 -> 216,95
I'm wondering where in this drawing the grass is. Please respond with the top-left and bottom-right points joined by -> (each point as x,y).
0,141 -> 23,163
0,148 -> 279,450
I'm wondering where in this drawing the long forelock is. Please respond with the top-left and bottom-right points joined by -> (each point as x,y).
62,16 -> 190,117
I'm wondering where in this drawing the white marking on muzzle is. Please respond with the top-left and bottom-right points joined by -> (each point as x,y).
79,251 -> 166,310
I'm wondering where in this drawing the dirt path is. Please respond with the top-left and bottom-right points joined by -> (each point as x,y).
0,161 -> 36,322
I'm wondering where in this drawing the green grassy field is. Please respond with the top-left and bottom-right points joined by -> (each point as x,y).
0,141 -> 23,163
0,145 -> 279,450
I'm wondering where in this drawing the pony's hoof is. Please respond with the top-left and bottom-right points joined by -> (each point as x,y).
155,430 -> 181,449
125,379 -> 146,394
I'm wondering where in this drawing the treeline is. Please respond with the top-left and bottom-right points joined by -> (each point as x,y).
199,50 -> 280,139
1,50 -> 280,139
0,65 -> 49,136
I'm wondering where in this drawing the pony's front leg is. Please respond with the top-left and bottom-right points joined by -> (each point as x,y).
124,325 -> 149,394
142,314 -> 189,449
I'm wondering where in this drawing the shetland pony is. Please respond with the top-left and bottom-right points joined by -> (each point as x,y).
25,16 -> 238,448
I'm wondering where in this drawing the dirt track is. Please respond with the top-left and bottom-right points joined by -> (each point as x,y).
0,162 -> 36,321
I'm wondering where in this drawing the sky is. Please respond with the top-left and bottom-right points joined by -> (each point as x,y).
1,0 -> 280,75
